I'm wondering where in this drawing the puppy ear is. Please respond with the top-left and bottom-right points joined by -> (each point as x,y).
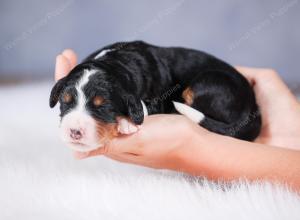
124,94 -> 144,125
49,77 -> 67,108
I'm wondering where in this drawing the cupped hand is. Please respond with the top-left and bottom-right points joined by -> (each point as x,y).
82,114 -> 208,169
236,66 -> 300,149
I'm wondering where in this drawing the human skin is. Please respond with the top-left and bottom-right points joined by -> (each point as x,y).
55,49 -> 300,191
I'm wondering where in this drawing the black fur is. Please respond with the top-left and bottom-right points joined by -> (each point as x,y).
50,41 -> 261,141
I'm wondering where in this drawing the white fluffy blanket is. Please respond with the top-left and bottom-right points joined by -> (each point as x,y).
0,83 -> 299,220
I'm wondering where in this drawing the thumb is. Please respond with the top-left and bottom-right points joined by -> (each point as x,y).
73,147 -> 107,159
55,55 -> 71,82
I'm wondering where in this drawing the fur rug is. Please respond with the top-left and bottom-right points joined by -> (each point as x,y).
0,82 -> 299,220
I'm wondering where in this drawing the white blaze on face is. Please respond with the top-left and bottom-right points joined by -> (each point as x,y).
60,69 -> 101,152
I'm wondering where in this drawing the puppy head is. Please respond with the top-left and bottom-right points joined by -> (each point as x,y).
49,63 -> 144,152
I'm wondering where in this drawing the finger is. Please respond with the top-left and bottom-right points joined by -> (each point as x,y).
74,146 -> 139,163
73,151 -> 90,159
241,67 -> 291,93
236,66 -> 284,88
236,66 -> 297,104
79,132 -> 143,159
106,153 -> 161,169
55,54 -> 71,82
236,66 -> 290,91
105,153 -> 143,165
235,66 -> 257,86
86,146 -> 108,157
72,130 -> 142,160
73,147 -> 107,159
76,147 -> 154,168
62,49 -> 77,69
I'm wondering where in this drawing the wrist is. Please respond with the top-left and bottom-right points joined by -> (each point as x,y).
171,124 -> 216,175
173,128 -> 241,180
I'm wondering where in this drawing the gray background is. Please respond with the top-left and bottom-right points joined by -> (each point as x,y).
0,0 -> 299,89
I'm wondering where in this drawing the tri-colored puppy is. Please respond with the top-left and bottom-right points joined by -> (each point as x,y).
50,41 -> 261,152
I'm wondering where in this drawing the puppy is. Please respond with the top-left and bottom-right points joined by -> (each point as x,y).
50,41 -> 261,152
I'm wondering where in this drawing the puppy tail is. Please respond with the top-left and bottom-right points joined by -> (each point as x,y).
173,101 -> 261,141
172,101 -> 205,123
172,101 -> 232,135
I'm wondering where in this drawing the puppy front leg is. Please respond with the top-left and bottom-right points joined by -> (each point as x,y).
117,117 -> 140,135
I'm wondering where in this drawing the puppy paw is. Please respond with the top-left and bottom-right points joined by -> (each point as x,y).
117,118 -> 140,135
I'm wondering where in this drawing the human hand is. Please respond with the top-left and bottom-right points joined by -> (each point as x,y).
236,66 -> 300,150
80,114 -> 209,169
55,49 -> 77,81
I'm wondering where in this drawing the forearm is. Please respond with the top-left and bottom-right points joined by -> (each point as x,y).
176,130 -> 300,191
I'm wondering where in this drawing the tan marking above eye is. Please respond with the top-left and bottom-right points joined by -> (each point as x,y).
182,87 -> 194,106
62,93 -> 72,103
93,96 -> 104,107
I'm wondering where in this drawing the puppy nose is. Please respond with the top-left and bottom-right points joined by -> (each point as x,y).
70,129 -> 83,140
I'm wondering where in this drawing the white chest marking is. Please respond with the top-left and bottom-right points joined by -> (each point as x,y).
94,49 -> 114,59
